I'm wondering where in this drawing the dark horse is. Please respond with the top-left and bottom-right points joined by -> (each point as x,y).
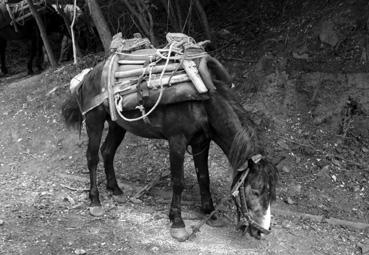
0,5 -> 64,75
61,60 -> 278,241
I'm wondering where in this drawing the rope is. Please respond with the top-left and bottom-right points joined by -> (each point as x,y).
114,43 -> 175,122
188,195 -> 231,240
113,33 -> 207,122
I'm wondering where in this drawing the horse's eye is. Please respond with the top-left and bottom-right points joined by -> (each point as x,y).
251,189 -> 261,196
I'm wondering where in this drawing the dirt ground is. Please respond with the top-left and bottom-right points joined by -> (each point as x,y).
0,65 -> 368,255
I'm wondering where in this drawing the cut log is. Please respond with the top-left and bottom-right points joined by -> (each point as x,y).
115,63 -> 182,79
182,60 -> 208,93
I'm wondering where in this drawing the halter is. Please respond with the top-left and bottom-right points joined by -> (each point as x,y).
230,158 -> 271,235
189,155 -> 272,240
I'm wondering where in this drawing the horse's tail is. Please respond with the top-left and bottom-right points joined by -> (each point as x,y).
61,94 -> 83,131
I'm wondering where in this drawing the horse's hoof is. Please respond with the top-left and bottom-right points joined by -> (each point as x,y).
89,206 -> 104,217
113,195 -> 127,203
170,227 -> 189,242
206,215 -> 228,228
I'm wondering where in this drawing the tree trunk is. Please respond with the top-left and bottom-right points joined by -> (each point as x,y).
193,0 -> 211,40
71,0 -> 78,64
26,0 -> 57,67
85,0 -> 112,53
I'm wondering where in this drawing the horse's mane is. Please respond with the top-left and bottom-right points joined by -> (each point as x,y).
213,81 -> 277,191
212,81 -> 262,170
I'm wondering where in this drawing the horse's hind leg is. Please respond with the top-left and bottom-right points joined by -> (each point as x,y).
85,106 -> 106,215
0,39 -> 8,75
28,36 -> 37,74
35,35 -> 44,72
168,135 -> 189,242
100,120 -> 125,198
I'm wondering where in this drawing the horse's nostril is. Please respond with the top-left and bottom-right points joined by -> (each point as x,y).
249,227 -> 262,240
256,230 -> 261,240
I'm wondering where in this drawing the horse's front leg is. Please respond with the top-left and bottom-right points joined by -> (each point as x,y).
100,120 -> 125,202
191,138 -> 213,213
168,134 -> 189,242
192,138 -> 227,227
0,38 -> 8,75
85,107 -> 106,216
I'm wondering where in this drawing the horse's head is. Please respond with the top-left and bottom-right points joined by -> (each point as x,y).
231,156 -> 278,239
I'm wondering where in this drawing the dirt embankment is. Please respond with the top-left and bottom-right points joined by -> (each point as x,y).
209,0 -> 369,225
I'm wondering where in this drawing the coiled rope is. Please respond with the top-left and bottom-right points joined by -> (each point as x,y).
114,43 -> 175,122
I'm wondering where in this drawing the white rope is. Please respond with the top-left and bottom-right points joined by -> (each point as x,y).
114,43 -> 175,122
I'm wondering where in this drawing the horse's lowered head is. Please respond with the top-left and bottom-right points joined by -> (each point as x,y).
231,155 -> 278,239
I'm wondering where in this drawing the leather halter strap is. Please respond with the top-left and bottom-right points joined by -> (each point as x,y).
231,167 -> 271,235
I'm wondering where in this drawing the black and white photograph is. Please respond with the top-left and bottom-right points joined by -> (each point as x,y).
0,0 -> 368,254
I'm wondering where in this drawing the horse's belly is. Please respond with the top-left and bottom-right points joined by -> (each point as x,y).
113,102 -> 207,140
116,118 -> 165,139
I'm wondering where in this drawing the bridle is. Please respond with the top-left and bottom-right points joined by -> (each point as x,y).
230,156 -> 271,235
189,155 -> 272,240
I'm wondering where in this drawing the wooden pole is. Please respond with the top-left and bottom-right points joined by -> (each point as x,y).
71,0 -> 78,64
26,0 -> 57,67
85,0 -> 112,54
193,0 -> 211,40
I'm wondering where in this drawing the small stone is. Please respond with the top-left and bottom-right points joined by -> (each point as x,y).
217,28 -> 231,37
129,197 -> 142,204
64,196 -> 75,205
317,165 -> 330,177
150,246 -> 159,253
358,242 -> 369,254
295,156 -> 301,164
281,220 -> 291,228
331,159 -> 340,166
286,197 -> 295,205
319,20 -> 339,47
331,175 -> 337,182
292,184 -> 302,194
292,51 -> 309,60
347,235 -> 356,242
282,166 -> 290,173
353,186 -> 360,192
75,248 -> 86,255
277,139 -> 290,150
0,220 -> 4,226
362,147 -> 369,153
318,204 -> 328,210
89,207 -> 104,217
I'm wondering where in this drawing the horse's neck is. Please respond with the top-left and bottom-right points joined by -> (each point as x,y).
205,92 -> 258,170
205,93 -> 244,152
